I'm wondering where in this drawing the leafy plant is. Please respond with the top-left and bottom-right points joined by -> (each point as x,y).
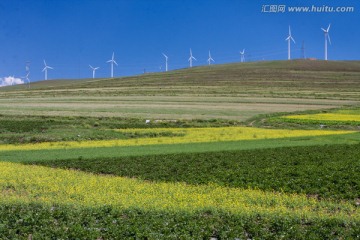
27,143 -> 360,201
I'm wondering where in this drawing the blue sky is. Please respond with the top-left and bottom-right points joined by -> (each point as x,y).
0,0 -> 359,83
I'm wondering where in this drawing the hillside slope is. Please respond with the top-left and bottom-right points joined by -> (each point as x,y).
0,60 -> 359,120
2,60 -> 360,97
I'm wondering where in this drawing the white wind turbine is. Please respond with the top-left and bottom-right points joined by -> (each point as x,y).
107,52 -> 118,78
207,50 -> 214,65
321,24 -> 331,61
26,72 -> 30,89
21,73 -> 31,88
25,62 -> 30,89
162,53 -> 168,72
89,65 -> 100,79
240,49 -> 246,62
188,48 -> 196,68
42,60 -> 53,80
285,26 -> 296,60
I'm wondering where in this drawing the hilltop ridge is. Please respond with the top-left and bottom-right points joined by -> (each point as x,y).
2,60 -> 360,93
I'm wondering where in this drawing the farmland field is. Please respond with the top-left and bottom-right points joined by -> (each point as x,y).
1,60 -> 360,238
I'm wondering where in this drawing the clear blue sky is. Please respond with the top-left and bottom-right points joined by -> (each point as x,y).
1,0 -> 359,82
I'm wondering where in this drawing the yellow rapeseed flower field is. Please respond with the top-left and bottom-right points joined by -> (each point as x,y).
0,127 -> 355,151
283,113 -> 360,122
0,162 -> 358,220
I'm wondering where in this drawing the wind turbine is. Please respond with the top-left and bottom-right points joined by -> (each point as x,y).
207,50 -> 214,65
162,53 -> 168,72
25,72 -> 30,89
240,49 -> 246,62
21,73 -> 31,89
42,60 -> 53,80
188,48 -> 196,68
285,26 -> 296,60
107,52 -> 118,78
25,62 -> 31,89
321,24 -> 331,61
89,65 -> 100,79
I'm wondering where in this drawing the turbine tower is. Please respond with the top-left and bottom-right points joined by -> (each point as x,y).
285,26 -> 296,60
107,52 -> 118,78
25,61 -> 31,89
162,53 -> 168,72
21,73 -> 30,88
207,50 -> 214,65
26,72 -> 30,89
42,60 -> 53,80
321,24 -> 331,61
240,49 -> 245,62
89,65 -> 100,79
188,48 -> 196,68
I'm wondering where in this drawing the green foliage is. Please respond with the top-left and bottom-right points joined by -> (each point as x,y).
0,115 -> 241,144
28,144 -> 360,201
0,203 -> 359,239
270,117 -> 360,127
0,119 -> 48,133
1,61 -> 359,238
4,132 -> 359,162
246,107 -> 360,130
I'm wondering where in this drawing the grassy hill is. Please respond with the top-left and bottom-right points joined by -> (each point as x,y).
1,60 -> 360,238
0,60 -> 359,120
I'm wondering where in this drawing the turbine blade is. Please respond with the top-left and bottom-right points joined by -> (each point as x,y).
48,66 -> 53,69
321,28 -> 326,32
43,60 -> 47,66
327,24 -> 331,32
42,67 -> 46,72
193,57 -> 197,61
89,65 -> 93,69
291,37 -> 296,44
328,34 -> 331,45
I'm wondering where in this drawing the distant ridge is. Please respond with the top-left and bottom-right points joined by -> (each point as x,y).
2,60 -> 360,92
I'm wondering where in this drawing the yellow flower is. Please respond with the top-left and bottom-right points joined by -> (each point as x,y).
283,112 -> 360,122
0,127 -> 355,151
0,162 -> 359,220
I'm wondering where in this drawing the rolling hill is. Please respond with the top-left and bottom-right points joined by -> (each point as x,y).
0,60 -> 359,120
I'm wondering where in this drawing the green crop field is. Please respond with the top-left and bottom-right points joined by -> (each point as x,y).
1,60 -> 360,239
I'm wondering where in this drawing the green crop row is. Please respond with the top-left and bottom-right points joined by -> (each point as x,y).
1,203 -> 359,239
27,143 -> 360,201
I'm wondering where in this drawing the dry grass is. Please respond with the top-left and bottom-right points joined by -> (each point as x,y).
0,96 -> 348,120
0,60 -> 359,120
